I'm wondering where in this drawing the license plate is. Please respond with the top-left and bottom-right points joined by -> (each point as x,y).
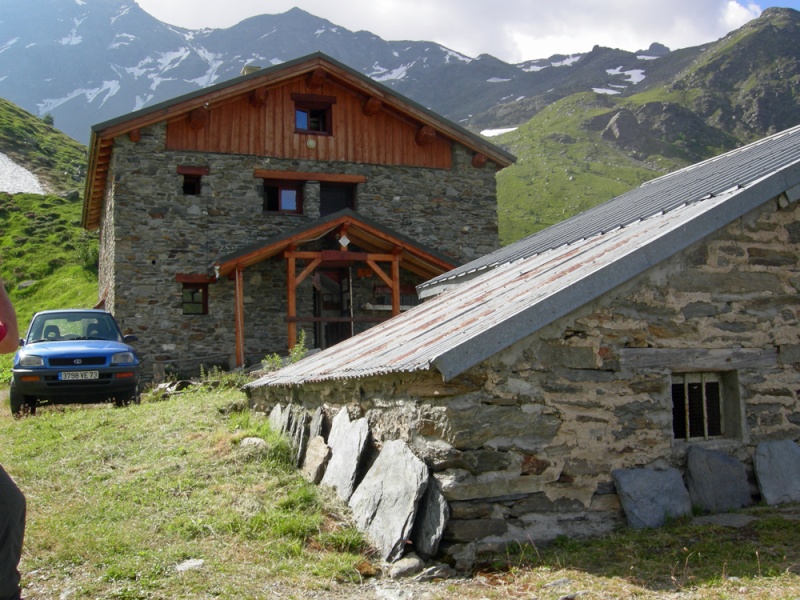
60,371 -> 99,380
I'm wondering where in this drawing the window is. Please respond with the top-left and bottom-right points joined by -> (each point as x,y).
263,180 -> 303,213
182,174 -> 202,196
292,93 -> 335,134
177,166 -> 209,196
182,283 -> 208,315
672,373 -> 725,439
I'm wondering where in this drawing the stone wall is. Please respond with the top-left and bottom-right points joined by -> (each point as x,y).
247,195 -> 800,561
100,122 -> 500,376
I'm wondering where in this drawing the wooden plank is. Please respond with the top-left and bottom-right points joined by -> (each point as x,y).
618,347 -> 778,371
235,266 -> 245,367
253,169 -> 366,183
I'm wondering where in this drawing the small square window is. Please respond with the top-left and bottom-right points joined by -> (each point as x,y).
182,283 -> 208,315
263,180 -> 303,214
182,173 -> 202,195
292,93 -> 335,135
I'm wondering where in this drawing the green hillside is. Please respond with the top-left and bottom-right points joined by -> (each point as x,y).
0,99 -> 96,380
494,7 -> 800,244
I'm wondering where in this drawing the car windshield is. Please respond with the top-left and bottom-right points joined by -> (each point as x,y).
26,312 -> 123,343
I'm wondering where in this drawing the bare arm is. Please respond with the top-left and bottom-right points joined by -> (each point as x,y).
0,277 -> 19,354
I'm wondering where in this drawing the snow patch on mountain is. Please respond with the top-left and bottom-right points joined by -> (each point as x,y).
552,56 -> 581,67
59,18 -> 86,46
0,153 -> 45,194
109,33 -> 137,50
370,62 -> 415,82
38,80 -> 121,113
0,38 -> 19,54
487,77 -> 511,83
111,6 -> 132,25
188,48 -> 224,87
606,66 -> 645,84
443,49 -> 471,64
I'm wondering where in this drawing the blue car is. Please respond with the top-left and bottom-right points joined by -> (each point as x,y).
10,309 -> 141,415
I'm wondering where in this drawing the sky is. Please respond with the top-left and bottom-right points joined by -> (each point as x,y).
133,0 -> 800,63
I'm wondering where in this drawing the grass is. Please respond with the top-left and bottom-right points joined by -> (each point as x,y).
1,385 -> 371,599
2,384 -> 799,599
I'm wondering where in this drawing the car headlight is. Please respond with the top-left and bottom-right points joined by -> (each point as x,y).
19,355 -> 44,367
111,352 -> 136,365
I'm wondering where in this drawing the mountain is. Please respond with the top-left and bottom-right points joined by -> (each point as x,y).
0,0 -> 701,144
495,7 -> 800,242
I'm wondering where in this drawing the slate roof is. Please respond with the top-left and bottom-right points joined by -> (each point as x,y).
246,124 -> 800,389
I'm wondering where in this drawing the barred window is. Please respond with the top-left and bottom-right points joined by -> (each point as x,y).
671,373 -> 723,439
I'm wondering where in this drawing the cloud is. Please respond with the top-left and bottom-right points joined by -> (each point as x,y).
135,0 -> 767,62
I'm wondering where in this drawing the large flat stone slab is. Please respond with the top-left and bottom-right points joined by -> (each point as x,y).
320,408 -> 370,501
411,475 -> 450,560
686,446 -> 751,513
301,435 -> 331,484
612,467 -> 692,529
754,440 -> 800,505
349,440 -> 429,562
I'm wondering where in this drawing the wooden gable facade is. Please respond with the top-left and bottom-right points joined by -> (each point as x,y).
82,53 -> 515,378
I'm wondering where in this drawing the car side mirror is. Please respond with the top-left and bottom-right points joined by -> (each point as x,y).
123,334 -> 138,343
18,338 -> 24,347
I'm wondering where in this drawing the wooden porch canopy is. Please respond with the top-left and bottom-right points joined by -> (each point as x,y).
208,210 -> 458,366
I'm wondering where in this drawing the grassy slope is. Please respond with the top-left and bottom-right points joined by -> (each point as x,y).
495,93 -> 686,244
0,96 -> 87,194
1,387 -> 798,599
0,99 -> 97,380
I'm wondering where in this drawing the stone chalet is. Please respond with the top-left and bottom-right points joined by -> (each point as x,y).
81,53 -> 515,378
246,124 -> 800,564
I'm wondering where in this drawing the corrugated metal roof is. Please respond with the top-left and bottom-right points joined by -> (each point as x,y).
247,125 -> 800,390
419,123 -> 800,296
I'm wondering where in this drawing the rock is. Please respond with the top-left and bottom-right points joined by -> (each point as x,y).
240,437 -> 267,449
348,440 -> 429,562
415,563 -> 457,582
175,558 -> 204,572
685,446 -> 751,513
287,405 -> 309,468
612,467 -> 692,529
388,552 -> 425,579
301,435 -> 331,484
411,475 -> 450,560
309,406 -> 326,439
754,440 -> 800,505
268,404 -> 283,431
320,410 -> 370,501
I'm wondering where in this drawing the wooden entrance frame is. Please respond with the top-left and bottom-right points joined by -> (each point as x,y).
207,211 -> 457,367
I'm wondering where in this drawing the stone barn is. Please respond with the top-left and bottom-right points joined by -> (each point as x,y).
81,52 -> 514,378
246,124 -> 800,565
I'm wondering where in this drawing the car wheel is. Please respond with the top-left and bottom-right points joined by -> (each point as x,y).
114,386 -> 139,407
9,380 -> 22,415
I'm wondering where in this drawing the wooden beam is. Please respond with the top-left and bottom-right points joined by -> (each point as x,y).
128,129 -> 141,142
188,107 -> 208,130
415,125 -> 436,146
306,68 -> 327,89
367,260 -> 393,289
472,153 -> 487,168
391,255 -> 401,317
253,169 -> 366,184
362,96 -> 383,116
249,87 -> 268,108
296,257 -> 322,286
618,347 -> 778,371
235,266 -> 245,367
287,254 -> 297,350
176,165 -> 210,176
